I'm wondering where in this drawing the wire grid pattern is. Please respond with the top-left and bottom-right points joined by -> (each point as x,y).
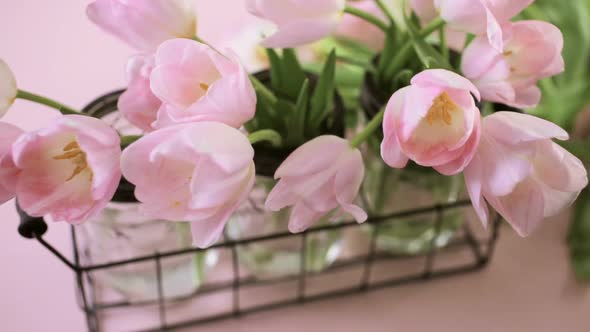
18,91 -> 501,332
26,201 -> 501,332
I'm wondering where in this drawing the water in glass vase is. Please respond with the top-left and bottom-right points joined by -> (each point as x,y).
362,148 -> 464,255
79,202 -> 218,302
227,176 -> 342,279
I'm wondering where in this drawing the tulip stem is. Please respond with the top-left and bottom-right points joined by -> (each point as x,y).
16,90 -> 81,115
382,17 -> 446,79
350,107 -> 385,148
440,25 -> 449,61
374,0 -> 395,24
344,6 -> 389,32
248,129 -> 283,147
250,75 -> 278,106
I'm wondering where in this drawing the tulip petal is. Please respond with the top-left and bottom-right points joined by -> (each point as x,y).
411,69 -> 481,101
334,150 -> 367,223
464,153 -> 490,227
275,135 -> 348,179
0,59 -> 17,117
488,178 -> 545,237
288,200 -> 322,233
483,112 -> 569,144
262,18 -> 339,48
533,140 -> 588,193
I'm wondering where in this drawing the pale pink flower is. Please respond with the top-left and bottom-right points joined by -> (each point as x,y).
411,0 -> 533,51
149,39 -> 256,129
381,69 -> 481,175
0,59 -> 17,117
265,135 -> 367,233
410,0 -> 466,51
11,115 -> 121,223
87,0 -> 196,52
464,112 -> 588,236
121,122 -> 255,248
462,21 -> 564,108
0,122 -> 23,204
118,55 -> 161,132
334,0 -> 385,51
246,0 -> 346,48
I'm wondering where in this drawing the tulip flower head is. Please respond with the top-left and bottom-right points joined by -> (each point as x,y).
121,122 -> 255,248
265,135 -> 367,233
11,115 -> 122,224
0,122 -> 23,203
411,0 -> 534,51
118,55 -> 162,132
464,112 -> 588,236
149,39 -> 256,129
381,69 -> 481,175
0,59 -> 17,117
87,0 -> 197,52
462,21 -> 564,108
246,0 -> 347,48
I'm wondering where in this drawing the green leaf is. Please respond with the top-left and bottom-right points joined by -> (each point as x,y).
266,48 -> 282,92
404,12 -> 452,70
377,26 -> 397,83
309,49 -> 337,132
286,79 -> 310,146
280,48 -> 307,99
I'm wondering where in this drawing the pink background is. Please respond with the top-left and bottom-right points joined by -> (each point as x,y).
0,1 -> 589,331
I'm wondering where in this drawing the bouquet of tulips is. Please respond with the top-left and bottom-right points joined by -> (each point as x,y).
0,0 -> 588,250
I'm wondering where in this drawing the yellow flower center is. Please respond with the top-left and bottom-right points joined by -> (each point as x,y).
199,83 -> 210,91
426,92 -> 457,126
53,141 -> 92,181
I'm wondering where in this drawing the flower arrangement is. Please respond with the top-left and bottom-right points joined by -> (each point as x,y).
1,0 -> 588,255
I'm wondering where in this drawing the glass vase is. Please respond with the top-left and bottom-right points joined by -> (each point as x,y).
79,202 -> 218,302
226,176 -> 343,279
362,147 -> 464,255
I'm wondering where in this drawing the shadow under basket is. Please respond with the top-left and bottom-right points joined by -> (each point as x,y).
16,90 -> 502,332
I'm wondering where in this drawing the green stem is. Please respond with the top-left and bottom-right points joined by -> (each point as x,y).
350,107 -> 385,148
336,55 -> 373,70
248,129 -> 283,147
16,90 -> 81,115
374,0 -> 395,24
250,75 -> 278,105
344,6 -> 389,32
440,25 -> 449,61
120,135 -> 142,148
382,17 -> 445,79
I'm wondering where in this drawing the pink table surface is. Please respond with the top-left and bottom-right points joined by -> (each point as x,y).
0,1 -> 589,331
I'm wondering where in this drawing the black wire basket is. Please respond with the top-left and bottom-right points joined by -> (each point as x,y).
16,91 -> 502,332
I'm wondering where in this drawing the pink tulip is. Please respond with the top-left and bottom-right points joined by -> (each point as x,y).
464,112 -> 588,236
410,0 -> 466,52
334,0 -> 385,51
118,55 -> 161,132
0,59 -> 17,117
265,135 -> 367,233
246,0 -> 346,48
87,0 -> 196,52
462,21 -> 564,108
381,69 -> 481,175
411,0 -> 533,51
0,122 -> 23,204
149,39 -> 256,129
11,115 -> 121,223
121,122 -> 255,248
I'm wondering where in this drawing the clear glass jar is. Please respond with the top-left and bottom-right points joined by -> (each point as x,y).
79,202 -> 218,302
226,176 -> 343,279
362,147 -> 464,255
